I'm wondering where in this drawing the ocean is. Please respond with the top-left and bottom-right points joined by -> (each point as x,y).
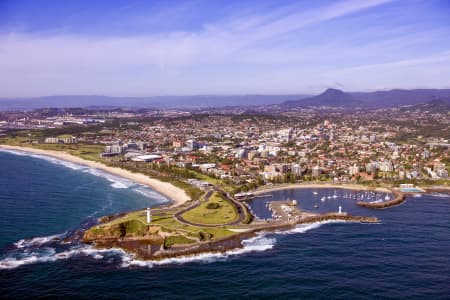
1,150 -> 449,299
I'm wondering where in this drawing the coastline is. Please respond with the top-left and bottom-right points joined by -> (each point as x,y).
0,144 -> 190,207
252,183 -> 392,195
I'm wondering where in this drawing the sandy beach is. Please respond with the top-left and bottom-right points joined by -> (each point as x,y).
0,145 -> 190,207
252,183 -> 392,195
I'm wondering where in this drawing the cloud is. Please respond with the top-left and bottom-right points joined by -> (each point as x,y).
0,0 -> 449,96
329,51 -> 450,73
0,0 -> 397,69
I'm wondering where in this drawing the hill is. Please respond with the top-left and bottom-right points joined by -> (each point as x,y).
282,88 -> 450,109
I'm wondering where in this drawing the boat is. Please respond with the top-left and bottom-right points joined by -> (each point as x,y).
384,195 -> 391,201
370,199 -> 383,204
313,192 -> 318,195
314,204 -> 319,208
320,196 -> 326,202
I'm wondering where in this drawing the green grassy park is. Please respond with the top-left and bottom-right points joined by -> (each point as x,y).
181,192 -> 239,225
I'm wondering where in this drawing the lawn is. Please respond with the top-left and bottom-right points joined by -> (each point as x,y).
99,205 -> 238,243
164,235 -> 196,248
180,192 -> 238,225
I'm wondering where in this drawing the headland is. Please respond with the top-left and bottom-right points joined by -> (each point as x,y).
78,198 -> 379,261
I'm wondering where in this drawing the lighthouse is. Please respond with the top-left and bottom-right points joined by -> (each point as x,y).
338,205 -> 342,214
146,207 -> 151,224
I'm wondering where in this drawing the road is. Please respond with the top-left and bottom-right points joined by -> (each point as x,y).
173,188 -> 248,227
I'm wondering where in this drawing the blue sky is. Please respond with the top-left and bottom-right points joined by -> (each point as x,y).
0,0 -> 449,97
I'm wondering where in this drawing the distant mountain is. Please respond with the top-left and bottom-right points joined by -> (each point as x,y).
283,88 -> 361,108
282,88 -> 450,109
0,94 -> 309,111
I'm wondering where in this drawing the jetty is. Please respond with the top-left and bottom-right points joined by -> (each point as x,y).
357,190 -> 405,209
251,200 -> 378,231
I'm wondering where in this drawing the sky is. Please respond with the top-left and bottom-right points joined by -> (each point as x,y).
0,0 -> 449,97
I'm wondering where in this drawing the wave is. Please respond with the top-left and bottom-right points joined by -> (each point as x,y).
122,223 -> 344,268
82,168 -> 135,189
133,186 -> 169,202
0,247 -> 58,270
0,233 -> 275,270
0,209 -> 352,270
0,244 -> 128,270
122,234 -> 276,268
0,219 -> 351,270
277,220 -> 348,235
0,149 -> 169,202
14,232 -> 67,249
0,229 -> 128,270
430,193 -> 450,198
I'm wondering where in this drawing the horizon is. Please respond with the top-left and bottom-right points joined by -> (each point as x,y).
1,0 -> 450,98
3,86 -> 450,100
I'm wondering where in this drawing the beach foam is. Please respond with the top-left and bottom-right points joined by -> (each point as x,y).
0,234 -> 129,270
133,186 -> 169,202
282,220 -> 348,235
14,232 -> 66,249
121,234 -> 276,268
86,168 -> 135,189
0,232 -> 276,270
1,219 -> 358,270
0,148 -> 170,202
430,193 -> 450,198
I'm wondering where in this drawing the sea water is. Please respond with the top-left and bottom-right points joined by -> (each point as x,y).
1,150 -> 449,299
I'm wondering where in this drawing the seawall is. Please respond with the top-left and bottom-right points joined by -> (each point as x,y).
357,191 -> 405,209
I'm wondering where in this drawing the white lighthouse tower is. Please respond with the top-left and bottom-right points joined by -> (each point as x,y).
338,205 -> 342,214
146,207 -> 151,224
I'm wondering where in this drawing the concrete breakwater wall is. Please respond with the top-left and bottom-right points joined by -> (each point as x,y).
357,191 -> 405,209
296,213 -> 379,224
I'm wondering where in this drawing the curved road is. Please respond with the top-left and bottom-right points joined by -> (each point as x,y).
174,188 -> 248,228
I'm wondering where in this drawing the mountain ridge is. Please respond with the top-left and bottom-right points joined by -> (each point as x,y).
281,88 -> 450,109
0,94 -> 309,111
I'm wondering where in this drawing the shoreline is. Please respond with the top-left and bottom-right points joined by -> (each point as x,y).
252,183 -> 392,195
0,144 -> 190,207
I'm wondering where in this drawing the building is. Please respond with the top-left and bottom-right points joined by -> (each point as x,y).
274,163 -> 291,173
312,166 -> 322,177
44,137 -> 59,144
185,139 -> 199,151
131,154 -> 162,162
292,164 -> 305,176
44,136 -> 78,144
103,142 -> 126,156
379,161 -> 394,172
349,164 -> 359,176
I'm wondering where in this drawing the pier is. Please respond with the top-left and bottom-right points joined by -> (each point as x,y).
250,200 -> 378,231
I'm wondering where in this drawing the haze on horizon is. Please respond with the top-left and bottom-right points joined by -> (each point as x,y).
0,0 -> 449,98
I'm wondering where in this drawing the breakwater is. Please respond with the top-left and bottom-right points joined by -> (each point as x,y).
357,191 -> 405,209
